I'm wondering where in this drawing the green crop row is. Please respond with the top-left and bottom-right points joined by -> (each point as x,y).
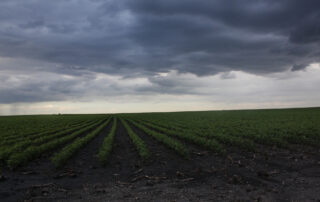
171,120 -> 290,149
126,108 -> 320,149
133,117 -> 186,131
127,119 -> 189,157
0,120 -> 99,163
0,119 -> 95,146
6,119 -> 106,169
98,118 -> 117,165
0,114 -> 108,140
147,120 -> 256,152
135,119 -> 225,154
51,118 -> 111,168
132,114 -> 291,149
1,120 -> 81,141
120,118 -> 150,160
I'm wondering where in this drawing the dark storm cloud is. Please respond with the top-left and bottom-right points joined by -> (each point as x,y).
291,64 -> 308,72
0,72 -> 82,104
126,0 -> 320,74
0,0 -> 319,74
289,13 -> 320,44
129,0 -> 320,32
0,0 -> 320,104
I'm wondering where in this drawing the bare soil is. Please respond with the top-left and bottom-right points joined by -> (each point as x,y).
0,121 -> 319,202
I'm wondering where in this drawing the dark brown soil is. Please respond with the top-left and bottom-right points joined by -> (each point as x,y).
0,120 -> 319,202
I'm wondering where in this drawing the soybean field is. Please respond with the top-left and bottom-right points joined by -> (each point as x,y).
0,108 -> 320,201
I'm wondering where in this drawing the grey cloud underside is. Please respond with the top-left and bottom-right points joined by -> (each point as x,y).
0,71 -> 140,104
0,0 -> 319,76
0,0 -> 320,104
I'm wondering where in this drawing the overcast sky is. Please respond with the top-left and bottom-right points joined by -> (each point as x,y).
0,0 -> 320,115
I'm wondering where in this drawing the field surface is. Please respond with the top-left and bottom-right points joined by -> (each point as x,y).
0,108 -> 320,201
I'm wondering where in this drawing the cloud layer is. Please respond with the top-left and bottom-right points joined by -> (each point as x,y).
0,0 -> 319,111
1,0 -> 320,75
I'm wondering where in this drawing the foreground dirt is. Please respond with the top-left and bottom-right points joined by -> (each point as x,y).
0,121 -> 319,202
